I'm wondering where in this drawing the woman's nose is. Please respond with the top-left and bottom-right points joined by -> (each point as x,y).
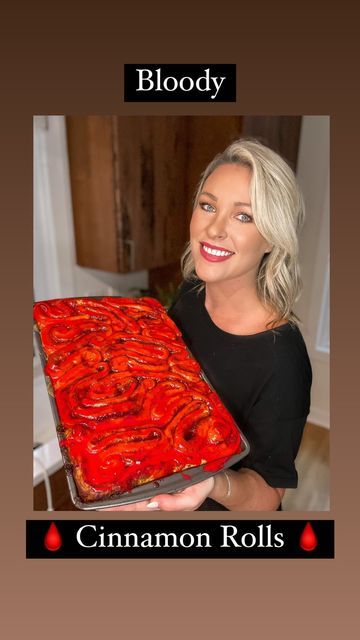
206,216 -> 228,240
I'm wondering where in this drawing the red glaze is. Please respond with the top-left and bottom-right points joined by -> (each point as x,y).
34,296 -> 243,501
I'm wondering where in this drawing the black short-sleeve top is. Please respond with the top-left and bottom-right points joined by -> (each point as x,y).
168,279 -> 312,489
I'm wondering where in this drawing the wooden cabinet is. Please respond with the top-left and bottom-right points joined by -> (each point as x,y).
67,116 -> 190,273
241,116 -> 302,171
66,116 -> 301,276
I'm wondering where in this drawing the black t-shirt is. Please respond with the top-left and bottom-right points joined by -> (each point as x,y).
168,279 -> 312,494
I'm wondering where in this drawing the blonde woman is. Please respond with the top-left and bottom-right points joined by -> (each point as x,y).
109,138 -> 312,512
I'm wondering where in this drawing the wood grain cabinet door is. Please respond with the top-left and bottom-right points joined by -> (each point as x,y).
66,115 -> 189,273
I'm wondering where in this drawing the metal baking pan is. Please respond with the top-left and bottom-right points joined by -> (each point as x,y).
33,296 -> 250,510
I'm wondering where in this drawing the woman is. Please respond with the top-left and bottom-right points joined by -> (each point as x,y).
108,138 -> 312,512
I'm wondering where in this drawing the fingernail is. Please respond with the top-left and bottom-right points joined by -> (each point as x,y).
147,501 -> 159,509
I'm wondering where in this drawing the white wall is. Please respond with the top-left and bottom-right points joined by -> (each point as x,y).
295,116 -> 330,428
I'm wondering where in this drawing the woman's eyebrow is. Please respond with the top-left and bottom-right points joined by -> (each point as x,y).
200,191 -> 252,207
200,191 -> 217,201
234,201 -> 252,208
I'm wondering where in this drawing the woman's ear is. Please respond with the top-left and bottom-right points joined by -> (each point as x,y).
264,245 -> 273,255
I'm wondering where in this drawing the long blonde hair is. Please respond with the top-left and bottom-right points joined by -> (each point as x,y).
181,138 -> 305,324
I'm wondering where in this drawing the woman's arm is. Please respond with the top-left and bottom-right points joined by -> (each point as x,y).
209,468 -> 285,511
151,468 -> 284,511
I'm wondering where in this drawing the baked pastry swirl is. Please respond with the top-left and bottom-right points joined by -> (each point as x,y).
33,296 -> 243,502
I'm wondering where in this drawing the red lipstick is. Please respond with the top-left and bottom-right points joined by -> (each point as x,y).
199,242 -> 234,263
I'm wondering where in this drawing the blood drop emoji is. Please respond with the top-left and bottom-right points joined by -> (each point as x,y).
299,522 -> 318,552
44,522 -> 62,551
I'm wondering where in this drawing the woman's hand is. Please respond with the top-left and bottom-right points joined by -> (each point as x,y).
100,476 -> 215,511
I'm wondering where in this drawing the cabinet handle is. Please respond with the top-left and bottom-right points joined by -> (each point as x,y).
124,239 -> 136,271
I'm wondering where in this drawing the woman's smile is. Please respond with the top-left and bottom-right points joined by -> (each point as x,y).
199,241 -> 235,262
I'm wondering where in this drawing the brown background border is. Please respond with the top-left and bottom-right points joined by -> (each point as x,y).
1,5 -> 359,639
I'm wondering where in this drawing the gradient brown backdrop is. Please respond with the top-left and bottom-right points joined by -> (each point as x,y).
1,4 -> 359,639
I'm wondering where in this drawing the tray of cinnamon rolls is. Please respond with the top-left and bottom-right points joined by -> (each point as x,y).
33,296 -> 249,509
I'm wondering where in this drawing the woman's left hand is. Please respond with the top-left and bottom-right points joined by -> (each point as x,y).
101,476 -> 215,511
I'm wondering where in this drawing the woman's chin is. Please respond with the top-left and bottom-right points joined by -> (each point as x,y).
194,263 -> 224,284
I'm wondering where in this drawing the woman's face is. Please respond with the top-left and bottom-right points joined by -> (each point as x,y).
190,163 -> 271,286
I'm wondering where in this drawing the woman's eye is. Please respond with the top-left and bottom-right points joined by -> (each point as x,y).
235,213 -> 253,223
199,202 -> 215,213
